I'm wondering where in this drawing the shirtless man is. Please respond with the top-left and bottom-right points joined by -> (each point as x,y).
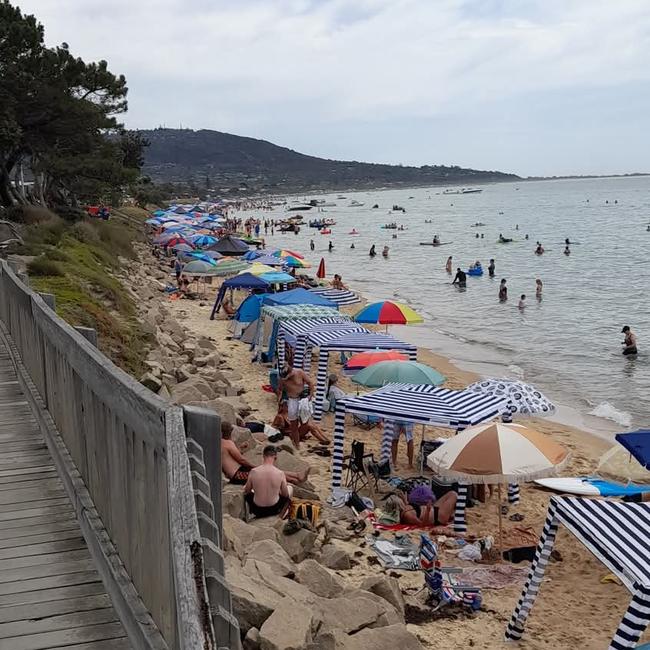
278,366 -> 314,448
244,446 -> 292,518
621,325 -> 638,356
220,422 -> 308,485
445,256 -> 453,274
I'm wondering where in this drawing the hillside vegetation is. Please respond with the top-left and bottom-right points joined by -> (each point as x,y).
140,128 -> 520,194
9,206 -> 153,375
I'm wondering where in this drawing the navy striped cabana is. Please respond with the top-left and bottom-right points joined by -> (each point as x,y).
308,287 -> 361,306
313,333 -> 418,421
505,496 -> 650,649
332,384 -> 506,532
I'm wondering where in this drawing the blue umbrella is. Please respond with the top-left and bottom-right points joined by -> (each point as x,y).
615,430 -> 650,470
187,252 -> 219,264
190,235 -> 218,247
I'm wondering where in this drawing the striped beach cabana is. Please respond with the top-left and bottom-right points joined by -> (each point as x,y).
254,305 -> 349,361
277,320 -> 370,372
308,287 -> 361,306
332,384 -> 506,532
505,496 -> 650,649
312,332 -> 418,421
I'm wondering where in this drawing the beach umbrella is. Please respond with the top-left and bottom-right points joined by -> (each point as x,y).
596,444 -> 650,485
190,235 -> 218,248
354,300 -> 423,326
317,258 -> 326,279
260,271 -> 296,284
282,255 -> 311,269
213,258 -> 250,276
467,378 -> 556,418
352,360 -> 445,388
153,233 -> 176,244
271,249 -> 304,259
181,260 -> 221,275
188,251 -> 222,262
145,218 -> 162,225
171,243 -> 195,253
210,235 -> 249,256
615,430 -> 650,470
345,350 -> 409,371
160,222 -> 183,230
165,236 -> 190,248
185,252 -> 217,265
252,255 -> 286,267
428,421 -> 569,553
240,263 -> 275,276
243,250 -> 264,261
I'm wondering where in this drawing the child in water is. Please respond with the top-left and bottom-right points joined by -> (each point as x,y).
518,294 -> 526,310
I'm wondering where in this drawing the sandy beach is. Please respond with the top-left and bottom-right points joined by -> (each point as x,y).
128,241 -> 645,649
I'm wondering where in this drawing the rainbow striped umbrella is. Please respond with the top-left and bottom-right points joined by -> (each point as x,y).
282,255 -> 311,268
353,300 -> 423,325
272,249 -> 304,259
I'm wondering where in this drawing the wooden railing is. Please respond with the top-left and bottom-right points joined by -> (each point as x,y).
0,260 -> 238,650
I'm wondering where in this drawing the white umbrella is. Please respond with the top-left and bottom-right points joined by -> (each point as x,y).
467,378 -> 556,418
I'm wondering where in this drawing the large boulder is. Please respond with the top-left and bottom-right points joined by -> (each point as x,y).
342,588 -> 402,627
313,594 -> 383,634
259,597 -> 315,650
223,514 -> 278,559
140,372 -> 162,393
359,576 -> 405,616
226,561 -> 279,633
295,559 -> 344,598
306,630 -> 356,650
245,447 -> 311,478
170,376 -> 215,404
185,398 -> 239,424
273,520 -> 318,563
222,484 -> 247,520
320,544 -> 351,570
243,627 -> 261,650
349,624 -> 424,650
244,539 -> 296,577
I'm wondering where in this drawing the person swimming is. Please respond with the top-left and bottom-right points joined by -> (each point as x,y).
328,241 -> 334,252
350,242 -> 355,249
564,245 -> 570,255
452,268 -> 466,288
488,259 -> 495,277
535,243 -> 544,255
565,237 -> 571,245
518,294 -> 526,310
621,325 -> 638,356
499,233 -> 513,243
536,278 -> 543,300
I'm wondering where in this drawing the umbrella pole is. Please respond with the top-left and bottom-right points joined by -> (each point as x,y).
497,484 -> 503,562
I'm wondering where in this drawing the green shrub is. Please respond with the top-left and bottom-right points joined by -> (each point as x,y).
70,220 -> 100,244
95,221 -> 135,259
2,204 -> 59,225
27,256 -> 65,277
44,248 -> 71,262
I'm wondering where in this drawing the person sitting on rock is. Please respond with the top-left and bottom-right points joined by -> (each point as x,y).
221,422 -> 308,486
244,445 -> 296,518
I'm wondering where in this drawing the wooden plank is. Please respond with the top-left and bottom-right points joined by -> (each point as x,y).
0,606 -> 118,639
0,548 -> 89,572
0,477 -> 62,493
0,527 -> 82,548
0,537 -> 86,560
0,486 -> 65,505
0,501 -> 72,520
0,497 -> 70,514
0,570 -> 99,596
0,440 -> 46,452
49,638 -> 130,650
0,510 -> 75,529
0,582 -> 105,607
0,620 -> 126,650
0,559 -> 96,585
0,450 -> 52,463
0,471 -> 59,486
0,465 -> 55,478
0,594 -> 112,624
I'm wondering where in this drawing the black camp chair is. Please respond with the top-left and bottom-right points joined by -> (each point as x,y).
343,440 -> 378,494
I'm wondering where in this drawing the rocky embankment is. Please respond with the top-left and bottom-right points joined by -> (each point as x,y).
116,243 -> 426,649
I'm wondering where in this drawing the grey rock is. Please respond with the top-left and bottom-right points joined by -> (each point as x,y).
313,594 -> 382,634
273,521 -> 318,563
243,627 -> 261,650
222,485 -> 247,520
170,376 -> 215,404
295,559 -> 344,598
144,360 -> 165,378
324,520 -> 352,541
244,539 -> 296,577
350,624 -> 424,650
359,576 -> 405,616
306,630 -> 355,650
226,563 -> 278,633
259,596 -> 314,650
223,514 -> 278,559
320,544 -> 351,570
140,372 -> 162,393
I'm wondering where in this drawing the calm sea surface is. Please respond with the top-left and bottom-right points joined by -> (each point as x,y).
252,176 -> 650,434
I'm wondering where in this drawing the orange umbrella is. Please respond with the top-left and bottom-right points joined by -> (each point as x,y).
345,349 -> 408,370
317,257 -> 326,279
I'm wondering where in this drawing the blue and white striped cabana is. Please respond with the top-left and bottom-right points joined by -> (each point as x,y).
506,496 -> 650,649
308,287 -> 361,306
277,320 -> 370,372
332,384 -> 506,532
313,332 -> 418,421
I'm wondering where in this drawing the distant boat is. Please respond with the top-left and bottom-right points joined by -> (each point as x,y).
287,205 -> 312,211
442,188 -> 483,195
349,200 -> 364,207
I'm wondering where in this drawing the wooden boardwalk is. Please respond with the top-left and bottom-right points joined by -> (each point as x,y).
0,341 -> 130,650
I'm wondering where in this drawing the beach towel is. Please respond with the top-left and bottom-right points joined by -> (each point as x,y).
456,564 -> 529,590
369,536 -> 420,570
367,511 -> 455,534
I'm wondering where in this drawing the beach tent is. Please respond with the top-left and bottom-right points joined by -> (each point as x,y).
210,235 -> 249,256
615,430 -> 650,470
308,287 -> 361,306
259,271 -> 296,285
263,287 -> 337,308
312,332 -> 418,421
210,273 -> 270,318
253,304 -> 348,362
276,320 -> 370,372
332,384 -> 506,532
505,496 -> 650,649
231,293 -> 270,341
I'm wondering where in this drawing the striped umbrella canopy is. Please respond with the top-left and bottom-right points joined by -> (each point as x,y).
240,263 -> 275,276
213,258 -> 250,276
165,236 -> 190,248
427,421 -> 569,484
190,235 -> 218,247
352,360 -> 445,387
354,300 -> 423,325
345,349 -> 408,370
271,249 -> 304,259
283,255 -> 311,268
251,255 -> 287,267
467,378 -> 556,418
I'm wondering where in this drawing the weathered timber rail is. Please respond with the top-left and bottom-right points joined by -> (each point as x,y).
0,260 -> 240,650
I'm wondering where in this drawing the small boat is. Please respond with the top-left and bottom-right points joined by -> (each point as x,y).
419,241 -> 453,246
392,205 -> 406,212
443,188 -> 483,195
287,205 -> 312,211
349,200 -> 364,207
372,204 -> 379,209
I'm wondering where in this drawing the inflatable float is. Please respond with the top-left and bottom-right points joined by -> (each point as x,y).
320,229 -> 332,235
467,267 -> 483,276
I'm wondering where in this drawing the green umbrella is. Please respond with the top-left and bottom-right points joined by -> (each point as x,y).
213,259 -> 249,276
351,360 -> 445,388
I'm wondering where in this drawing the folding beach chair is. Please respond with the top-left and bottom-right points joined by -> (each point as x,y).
344,440 -> 378,494
352,413 -> 381,430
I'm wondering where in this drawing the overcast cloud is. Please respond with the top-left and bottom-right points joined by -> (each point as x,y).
20,0 -> 650,175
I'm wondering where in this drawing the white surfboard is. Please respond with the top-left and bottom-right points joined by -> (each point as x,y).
534,477 -> 600,496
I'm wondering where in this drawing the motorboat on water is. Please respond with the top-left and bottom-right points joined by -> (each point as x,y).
442,188 -> 483,195
349,200 -> 364,207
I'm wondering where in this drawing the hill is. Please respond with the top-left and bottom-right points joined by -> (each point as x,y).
139,128 -> 519,194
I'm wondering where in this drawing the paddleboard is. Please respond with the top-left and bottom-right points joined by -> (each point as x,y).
419,242 -> 453,246
496,239 -> 517,244
534,478 -> 600,495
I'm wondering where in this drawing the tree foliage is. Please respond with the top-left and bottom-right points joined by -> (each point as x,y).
0,1 -> 145,210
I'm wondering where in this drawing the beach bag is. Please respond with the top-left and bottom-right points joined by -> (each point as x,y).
289,499 -> 321,527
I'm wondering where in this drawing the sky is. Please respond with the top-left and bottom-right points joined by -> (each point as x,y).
20,0 -> 650,176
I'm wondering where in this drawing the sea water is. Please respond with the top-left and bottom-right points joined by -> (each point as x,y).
256,176 -> 650,435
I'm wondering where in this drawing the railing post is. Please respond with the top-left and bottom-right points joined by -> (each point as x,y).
39,292 -> 56,311
75,326 -> 98,347
183,406 -> 222,534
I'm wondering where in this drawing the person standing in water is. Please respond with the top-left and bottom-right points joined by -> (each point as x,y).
488,259 -> 495,278
564,245 -> 571,255
499,279 -> 508,302
452,268 -> 467,288
382,245 -> 389,257
621,326 -> 638,356
328,241 -> 334,252
369,244 -> 376,257
536,278 -> 543,300
310,239 -> 315,251
518,294 -> 526,310
445,256 -> 453,274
